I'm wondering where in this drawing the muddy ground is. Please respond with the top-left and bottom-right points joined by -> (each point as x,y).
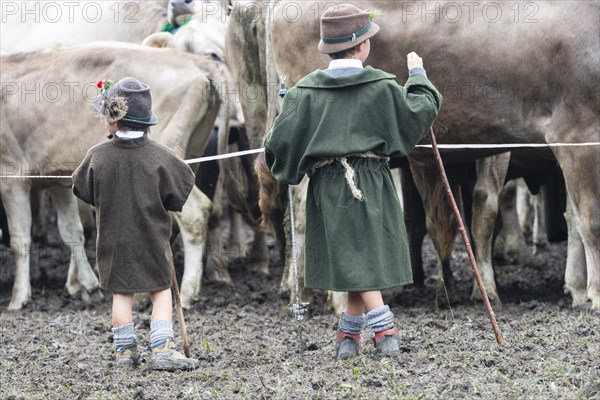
1,204 -> 598,400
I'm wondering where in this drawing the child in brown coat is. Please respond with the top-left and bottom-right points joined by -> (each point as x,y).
73,77 -> 199,370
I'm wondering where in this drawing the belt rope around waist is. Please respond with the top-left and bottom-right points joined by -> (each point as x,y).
309,152 -> 390,202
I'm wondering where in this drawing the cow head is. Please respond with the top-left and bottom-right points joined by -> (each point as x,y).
143,2 -> 229,61
168,0 -> 197,27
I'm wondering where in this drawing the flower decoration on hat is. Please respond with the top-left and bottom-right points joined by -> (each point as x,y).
94,77 -> 128,123
97,78 -> 115,98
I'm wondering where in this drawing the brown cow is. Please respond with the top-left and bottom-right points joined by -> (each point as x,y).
234,1 -> 599,311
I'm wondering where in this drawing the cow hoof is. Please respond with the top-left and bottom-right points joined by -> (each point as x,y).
566,286 -> 590,310
7,297 -> 30,311
436,278 -> 460,308
504,250 -> 519,265
471,287 -> 503,308
278,286 -> 291,302
181,298 -> 193,310
65,283 -> 81,297
88,287 -> 104,303
80,278 -> 101,293
575,303 -> 600,316
575,302 -> 592,312
205,256 -> 233,285
247,260 -> 269,275
206,270 -> 234,286
574,302 -> 600,315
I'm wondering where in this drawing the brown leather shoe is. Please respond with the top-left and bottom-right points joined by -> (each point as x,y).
115,345 -> 140,368
150,339 -> 199,371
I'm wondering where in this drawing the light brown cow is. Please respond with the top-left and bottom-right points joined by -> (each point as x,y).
145,2 -> 272,284
0,42 -> 227,310
234,1 -> 600,311
0,0 -> 169,54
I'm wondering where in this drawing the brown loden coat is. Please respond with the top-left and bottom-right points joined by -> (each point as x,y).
73,134 -> 195,293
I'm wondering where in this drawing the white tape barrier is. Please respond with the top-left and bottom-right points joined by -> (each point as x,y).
1,143 -> 599,179
414,142 -> 600,149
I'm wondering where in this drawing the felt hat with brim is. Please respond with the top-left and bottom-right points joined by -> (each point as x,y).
318,4 -> 380,54
92,77 -> 158,126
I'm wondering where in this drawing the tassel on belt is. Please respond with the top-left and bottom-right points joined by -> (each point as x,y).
308,152 -> 390,202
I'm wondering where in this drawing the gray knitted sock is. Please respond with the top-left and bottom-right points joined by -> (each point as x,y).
366,305 -> 395,333
339,312 -> 366,335
112,322 -> 137,350
150,320 -> 175,349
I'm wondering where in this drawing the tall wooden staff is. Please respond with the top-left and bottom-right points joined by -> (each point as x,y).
171,260 -> 192,357
428,127 -> 504,345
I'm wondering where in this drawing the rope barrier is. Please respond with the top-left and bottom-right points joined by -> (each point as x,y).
1,142 -> 599,179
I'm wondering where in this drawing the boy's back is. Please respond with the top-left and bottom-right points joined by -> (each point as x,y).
74,135 -> 194,293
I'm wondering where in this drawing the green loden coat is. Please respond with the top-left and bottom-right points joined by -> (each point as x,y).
72,134 -> 195,293
264,66 -> 442,291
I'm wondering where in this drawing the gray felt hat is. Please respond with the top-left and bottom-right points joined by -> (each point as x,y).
92,77 -> 158,126
318,4 -> 380,54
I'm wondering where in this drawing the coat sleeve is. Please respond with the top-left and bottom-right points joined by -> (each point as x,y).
160,157 -> 196,212
395,74 -> 443,154
72,153 -> 96,206
263,87 -> 313,185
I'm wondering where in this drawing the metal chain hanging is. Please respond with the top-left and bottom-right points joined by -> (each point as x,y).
287,183 -> 309,355
278,75 -> 309,354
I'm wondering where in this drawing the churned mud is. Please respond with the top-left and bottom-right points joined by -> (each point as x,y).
1,205 -> 598,399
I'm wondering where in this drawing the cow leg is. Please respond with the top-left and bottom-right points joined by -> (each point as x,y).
516,179 -> 534,236
204,170 -> 234,285
550,136 -> 600,311
432,184 -> 460,309
470,153 -> 510,306
532,189 -> 549,248
401,165 -> 427,287
563,192 -> 587,308
285,216 -> 310,305
409,161 -> 459,307
246,230 -> 269,274
327,291 -> 348,315
288,178 -> 312,305
171,186 -> 212,309
2,182 -> 33,310
204,224 -> 233,284
496,180 -> 529,264
46,186 -> 101,300
229,208 -> 246,249
30,187 -> 48,245
77,199 -> 95,243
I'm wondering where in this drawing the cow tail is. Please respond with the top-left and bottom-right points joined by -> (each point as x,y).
253,152 -> 279,230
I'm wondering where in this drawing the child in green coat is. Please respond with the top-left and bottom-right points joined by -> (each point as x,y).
264,4 -> 443,359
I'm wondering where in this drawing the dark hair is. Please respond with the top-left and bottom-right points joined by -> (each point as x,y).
118,121 -> 150,134
328,45 -> 358,60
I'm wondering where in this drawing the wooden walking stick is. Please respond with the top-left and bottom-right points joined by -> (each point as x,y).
428,127 -> 504,345
171,259 -> 192,357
